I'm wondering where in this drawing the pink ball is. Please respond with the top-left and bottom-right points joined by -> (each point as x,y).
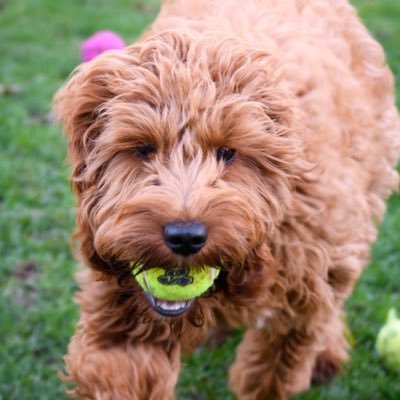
81,30 -> 126,62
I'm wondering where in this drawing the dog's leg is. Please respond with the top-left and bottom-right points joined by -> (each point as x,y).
63,327 -> 180,400
62,270 -> 181,400
311,310 -> 349,386
229,327 -> 321,400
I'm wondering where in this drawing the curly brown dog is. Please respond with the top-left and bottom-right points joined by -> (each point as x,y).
55,0 -> 400,399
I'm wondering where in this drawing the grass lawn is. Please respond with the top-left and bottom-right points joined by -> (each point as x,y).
1,0 -> 399,399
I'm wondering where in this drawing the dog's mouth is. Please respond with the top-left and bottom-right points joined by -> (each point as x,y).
132,264 -> 221,317
145,292 -> 195,317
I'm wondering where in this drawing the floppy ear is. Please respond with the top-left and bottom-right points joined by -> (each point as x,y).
212,44 -> 311,222
54,51 -> 140,194
54,61 -> 112,194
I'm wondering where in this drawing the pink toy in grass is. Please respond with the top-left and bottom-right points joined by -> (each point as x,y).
81,30 -> 126,62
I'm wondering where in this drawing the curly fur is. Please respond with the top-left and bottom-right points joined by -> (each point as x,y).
55,0 -> 399,399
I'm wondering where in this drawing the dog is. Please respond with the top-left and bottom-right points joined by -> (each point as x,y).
55,0 -> 400,399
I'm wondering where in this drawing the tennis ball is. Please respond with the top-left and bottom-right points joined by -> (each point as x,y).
376,308 -> 400,372
132,264 -> 220,301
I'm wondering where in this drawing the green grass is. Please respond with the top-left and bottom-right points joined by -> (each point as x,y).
0,1 -> 399,399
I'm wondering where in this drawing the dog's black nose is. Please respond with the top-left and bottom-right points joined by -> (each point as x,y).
163,221 -> 207,256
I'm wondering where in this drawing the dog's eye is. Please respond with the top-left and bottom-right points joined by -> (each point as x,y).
135,144 -> 156,160
217,147 -> 236,163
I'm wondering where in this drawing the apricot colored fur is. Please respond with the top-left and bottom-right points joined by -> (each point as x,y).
55,0 -> 400,399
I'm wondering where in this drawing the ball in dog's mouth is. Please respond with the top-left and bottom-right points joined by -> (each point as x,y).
131,264 -> 220,317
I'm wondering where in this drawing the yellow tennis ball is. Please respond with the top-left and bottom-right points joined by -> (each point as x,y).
131,264 -> 220,301
376,308 -> 400,372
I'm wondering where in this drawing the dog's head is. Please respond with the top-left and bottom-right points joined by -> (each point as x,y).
55,31 -> 305,317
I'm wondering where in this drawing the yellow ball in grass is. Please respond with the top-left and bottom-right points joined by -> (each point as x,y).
376,308 -> 400,372
132,264 -> 220,301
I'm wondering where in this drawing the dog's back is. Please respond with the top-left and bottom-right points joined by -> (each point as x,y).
150,0 -> 400,279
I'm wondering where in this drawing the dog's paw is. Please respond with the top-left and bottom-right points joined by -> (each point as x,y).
311,352 -> 341,386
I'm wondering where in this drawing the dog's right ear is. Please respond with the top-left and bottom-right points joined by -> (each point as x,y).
54,53 -> 134,194
54,61 -> 111,193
